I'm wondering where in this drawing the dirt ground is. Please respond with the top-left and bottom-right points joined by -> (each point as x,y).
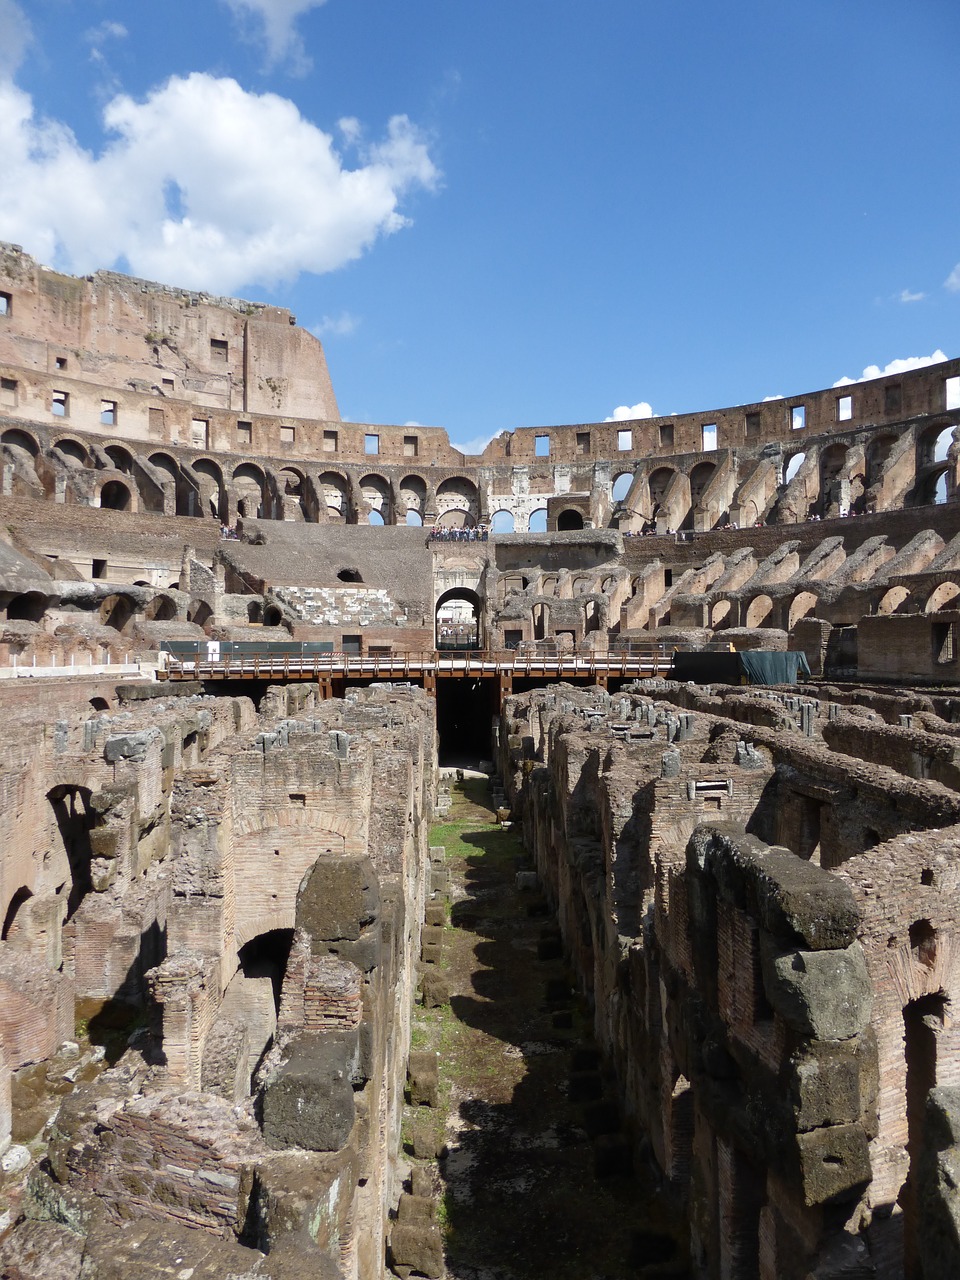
404,777 -> 689,1280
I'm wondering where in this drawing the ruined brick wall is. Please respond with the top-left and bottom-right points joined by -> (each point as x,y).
501,681 -> 960,1279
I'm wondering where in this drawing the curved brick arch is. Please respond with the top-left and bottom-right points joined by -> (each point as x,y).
231,808 -> 361,841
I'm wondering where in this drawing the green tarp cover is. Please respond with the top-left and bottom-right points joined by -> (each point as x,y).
671,649 -> 810,685
737,649 -> 810,684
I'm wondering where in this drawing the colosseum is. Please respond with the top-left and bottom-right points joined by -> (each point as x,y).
1,240 -> 960,1278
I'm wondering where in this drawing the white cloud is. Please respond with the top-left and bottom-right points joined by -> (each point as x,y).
0,0 -> 31,77
312,312 -> 360,338
832,350 -> 950,387
451,430 -> 498,456
946,263 -> 960,292
604,401 -> 654,422
898,288 -> 925,303
221,0 -> 329,71
0,72 -> 439,295
762,394 -> 784,401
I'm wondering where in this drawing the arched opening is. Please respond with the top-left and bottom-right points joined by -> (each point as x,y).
100,594 -> 134,631
7,592 -> 47,622
491,510 -> 515,534
399,475 -> 426,523
319,471 -> 350,522
406,510 -> 423,526
105,444 -> 134,474
247,601 -> 262,623
48,785 -> 95,920
100,480 -> 132,511
193,458 -> 226,522
528,508 -> 548,533
368,509 -> 385,526
532,601 -> 550,641
649,468 -> 676,512
188,600 -> 213,628
360,473 -> 391,524
711,599 -> 732,629
436,476 -> 479,526
745,595 -> 773,628
53,438 -> 88,468
934,470 -> 949,505
611,472 -> 632,503
338,568 -> 363,583
144,594 -> 177,622
436,587 -> 480,650
925,582 -> 960,613
689,462 -> 717,508
89,696 -> 110,712
879,586 -> 911,615
237,929 -> 295,1018
234,463 -> 265,520
784,452 -> 806,490
557,509 -> 584,531
788,592 -> 818,628
2,887 -> 34,944
918,425 -> 955,469
263,605 -> 283,628
2,428 -> 39,457
436,508 -> 475,529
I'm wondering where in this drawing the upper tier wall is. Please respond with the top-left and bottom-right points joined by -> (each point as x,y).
1,243 -> 957,471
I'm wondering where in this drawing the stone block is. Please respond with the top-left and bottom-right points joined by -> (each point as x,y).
419,970 -> 449,1008
407,1051 -> 439,1107
788,1036 -> 876,1132
420,942 -> 442,965
261,1030 -> 359,1152
411,1116 -> 443,1160
762,939 -> 871,1040
296,855 -> 379,944
796,1122 -> 870,1206
389,1223 -> 444,1279
410,1166 -> 434,1198
424,903 -> 446,927
397,1193 -> 436,1223
917,1086 -> 960,1280
689,823 -> 860,950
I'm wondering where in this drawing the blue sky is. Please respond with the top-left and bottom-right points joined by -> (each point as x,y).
0,0 -> 957,451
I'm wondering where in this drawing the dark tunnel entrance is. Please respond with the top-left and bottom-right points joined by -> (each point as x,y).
436,676 -> 500,766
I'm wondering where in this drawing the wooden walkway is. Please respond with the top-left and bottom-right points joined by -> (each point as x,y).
158,645 -> 671,690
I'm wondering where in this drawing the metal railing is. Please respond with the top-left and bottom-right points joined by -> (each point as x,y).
157,641 -> 673,681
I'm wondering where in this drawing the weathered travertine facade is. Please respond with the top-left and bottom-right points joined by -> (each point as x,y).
2,247 -> 960,1278
0,675 -> 436,1277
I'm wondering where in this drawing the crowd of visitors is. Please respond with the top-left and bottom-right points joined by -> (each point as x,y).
429,524 -> 489,541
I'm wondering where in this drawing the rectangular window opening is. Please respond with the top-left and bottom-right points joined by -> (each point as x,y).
745,412 -> 760,439
364,433 -> 379,456
51,391 -> 68,418
210,338 -> 228,362
100,400 -> 117,426
535,434 -> 550,457
55,356 -> 67,371
576,431 -> 591,455
0,377 -> 17,407
190,418 -> 209,448
323,430 -> 338,453
148,407 -> 164,431
791,405 -> 806,431
91,559 -> 107,580
0,292 -> 10,317
885,383 -> 903,416
237,420 -> 252,445
618,428 -> 633,451
934,622 -> 957,665
837,394 -> 853,422
946,376 -> 960,412
403,435 -> 419,457
702,423 -> 717,451
659,424 -> 674,448
161,378 -> 175,394
280,425 -> 296,444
